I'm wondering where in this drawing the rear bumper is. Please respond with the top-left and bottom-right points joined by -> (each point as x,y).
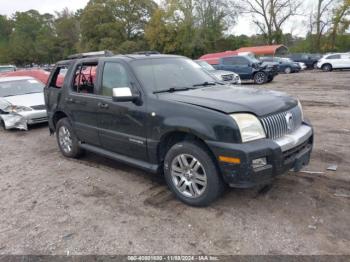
206,123 -> 313,188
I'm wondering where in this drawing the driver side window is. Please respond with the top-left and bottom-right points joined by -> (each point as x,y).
102,62 -> 130,97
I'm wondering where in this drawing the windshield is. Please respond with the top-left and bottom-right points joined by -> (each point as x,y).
248,56 -> 261,64
196,60 -> 215,71
0,79 -> 44,97
131,57 -> 216,92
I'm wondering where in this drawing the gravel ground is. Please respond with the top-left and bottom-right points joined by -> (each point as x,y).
0,70 -> 349,255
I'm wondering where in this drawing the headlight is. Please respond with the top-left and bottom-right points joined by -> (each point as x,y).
297,100 -> 304,121
230,113 -> 266,142
5,105 -> 32,113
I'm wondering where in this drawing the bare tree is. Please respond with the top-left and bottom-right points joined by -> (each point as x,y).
243,0 -> 302,44
313,0 -> 334,51
330,0 -> 350,50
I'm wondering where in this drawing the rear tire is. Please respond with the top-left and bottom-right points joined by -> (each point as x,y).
254,72 -> 267,84
284,67 -> 292,74
56,118 -> 83,158
322,64 -> 332,72
164,141 -> 225,206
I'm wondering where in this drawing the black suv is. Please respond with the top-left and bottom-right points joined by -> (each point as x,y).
288,53 -> 320,69
213,55 -> 279,84
45,52 -> 314,206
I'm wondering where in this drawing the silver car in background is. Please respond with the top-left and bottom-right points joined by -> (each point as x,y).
0,76 -> 47,130
195,60 -> 241,85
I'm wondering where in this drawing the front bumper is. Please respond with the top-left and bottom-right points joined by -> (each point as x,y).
207,123 -> 313,188
265,69 -> 279,77
0,110 -> 47,130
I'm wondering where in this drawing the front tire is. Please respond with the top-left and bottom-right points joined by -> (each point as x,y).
254,72 -> 267,84
164,142 -> 225,206
322,64 -> 332,72
56,118 -> 83,158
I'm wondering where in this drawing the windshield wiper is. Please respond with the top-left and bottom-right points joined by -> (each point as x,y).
153,87 -> 195,94
192,81 -> 216,87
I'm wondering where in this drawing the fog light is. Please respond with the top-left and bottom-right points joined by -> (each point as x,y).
252,157 -> 267,169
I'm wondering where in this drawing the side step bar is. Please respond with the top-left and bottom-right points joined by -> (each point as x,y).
79,143 -> 159,174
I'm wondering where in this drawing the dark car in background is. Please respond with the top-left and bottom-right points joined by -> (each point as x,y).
260,57 -> 301,74
288,53 -> 320,69
212,55 -> 279,84
195,60 -> 241,85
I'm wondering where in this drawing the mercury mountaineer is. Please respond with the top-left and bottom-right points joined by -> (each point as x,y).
45,52 -> 313,206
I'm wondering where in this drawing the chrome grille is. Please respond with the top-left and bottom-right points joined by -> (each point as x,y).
260,106 -> 302,139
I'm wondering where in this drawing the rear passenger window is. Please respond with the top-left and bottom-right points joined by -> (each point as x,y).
49,66 -> 68,88
101,62 -> 130,97
72,63 -> 97,94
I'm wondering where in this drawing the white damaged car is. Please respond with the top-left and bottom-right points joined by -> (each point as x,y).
0,76 -> 47,130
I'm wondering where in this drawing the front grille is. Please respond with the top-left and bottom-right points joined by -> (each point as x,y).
31,105 -> 46,110
222,74 -> 234,81
260,106 -> 302,139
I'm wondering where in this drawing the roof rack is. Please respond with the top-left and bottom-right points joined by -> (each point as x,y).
67,50 -> 115,60
132,51 -> 160,56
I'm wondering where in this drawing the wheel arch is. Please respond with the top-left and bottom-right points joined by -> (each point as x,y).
52,110 -> 69,130
157,130 -> 218,168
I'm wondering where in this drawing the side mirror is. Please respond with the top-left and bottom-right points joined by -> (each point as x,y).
112,87 -> 139,103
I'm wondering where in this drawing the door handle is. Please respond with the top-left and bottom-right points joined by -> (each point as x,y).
98,102 -> 109,109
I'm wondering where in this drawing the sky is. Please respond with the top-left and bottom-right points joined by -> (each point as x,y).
0,0 -> 312,37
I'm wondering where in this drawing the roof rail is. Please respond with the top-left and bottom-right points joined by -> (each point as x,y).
132,51 -> 160,56
67,50 -> 114,60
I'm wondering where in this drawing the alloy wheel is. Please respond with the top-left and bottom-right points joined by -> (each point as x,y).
323,65 -> 331,72
58,126 -> 73,153
170,154 -> 207,198
255,72 -> 266,84
285,67 -> 292,74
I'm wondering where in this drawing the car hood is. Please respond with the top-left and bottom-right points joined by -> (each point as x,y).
159,85 -> 297,116
2,92 -> 45,107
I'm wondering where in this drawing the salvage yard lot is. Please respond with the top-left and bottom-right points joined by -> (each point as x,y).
0,71 -> 349,255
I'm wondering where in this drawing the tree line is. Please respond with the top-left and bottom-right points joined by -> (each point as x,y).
0,0 -> 349,65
